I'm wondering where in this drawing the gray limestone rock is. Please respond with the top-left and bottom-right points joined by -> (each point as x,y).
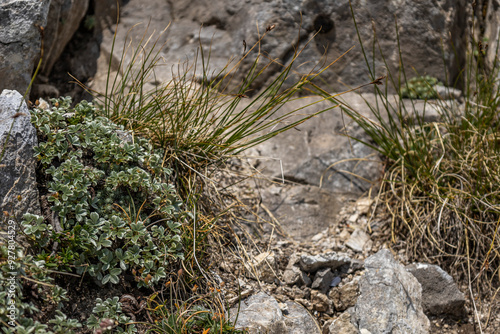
0,90 -> 41,223
300,252 -> 352,273
163,0 -> 465,94
432,85 -> 462,101
0,0 -> 50,95
230,292 -> 287,334
284,300 -> 322,334
352,249 -> 430,334
406,263 -> 466,318
311,268 -> 334,294
283,266 -> 312,287
283,253 -> 312,287
230,292 -> 321,334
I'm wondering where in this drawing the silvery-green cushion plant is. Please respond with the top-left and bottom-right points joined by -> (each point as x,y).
400,75 -> 443,99
0,97 -> 186,333
26,97 -> 183,287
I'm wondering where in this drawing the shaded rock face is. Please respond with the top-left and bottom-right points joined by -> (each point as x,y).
311,268 -> 335,294
406,263 -> 467,318
0,90 -> 41,223
166,0 -> 466,93
352,249 -> 430,334
0,0 -> 50,95
31,0 -> 124,102
41,0 -> 90,77
78,0 -> 469,102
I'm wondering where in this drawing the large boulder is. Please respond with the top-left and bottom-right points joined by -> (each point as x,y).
0,0 -> 50,95
0,90 -> 41,224
88,0 -> 468,97
167,0 -> 466,92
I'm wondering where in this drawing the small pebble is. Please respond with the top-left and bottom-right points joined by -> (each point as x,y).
330,276 -> 341,287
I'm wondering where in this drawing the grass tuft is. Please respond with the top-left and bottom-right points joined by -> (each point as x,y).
313,2 -> 500,312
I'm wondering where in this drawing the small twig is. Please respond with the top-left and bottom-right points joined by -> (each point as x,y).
21,276 -> 55,287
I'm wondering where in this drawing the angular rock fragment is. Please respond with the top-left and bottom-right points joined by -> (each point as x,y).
300,252 -> 352,272
406,263 -> 466,318
311,268 -> 334,294
328,310 -> 358,334
355,197 -> 374,215
311,290 -> 332,314
283,265 -> 312,287
352,249 -> 430,334
283,253 -> 312,286
230,292 -> 287,334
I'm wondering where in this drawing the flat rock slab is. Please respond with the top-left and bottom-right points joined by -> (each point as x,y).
260,183 -> 342,242
248,94 -> 383,195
